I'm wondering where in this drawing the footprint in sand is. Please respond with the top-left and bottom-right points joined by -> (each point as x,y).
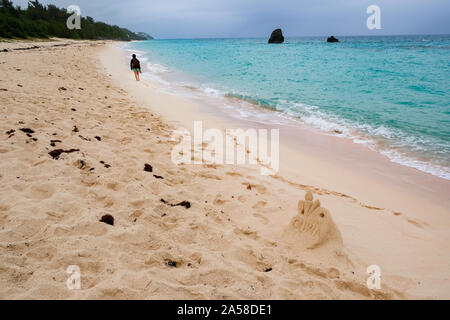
26,183 -> 56,200
237,195 -> 249,203
407,219 -> 426,229
283,192 -> 343,249
213,194 -> 229,205
242,182 -> 267,194
253,213 -> 269,225
199,172 -> 222,180
252,200 -> 267,209
226,171 -> 242,177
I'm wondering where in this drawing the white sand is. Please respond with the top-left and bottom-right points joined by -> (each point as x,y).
0,39 -> 448,299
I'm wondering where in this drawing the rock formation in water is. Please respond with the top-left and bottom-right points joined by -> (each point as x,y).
268,29 -> 284,44
327,36 -> 339,43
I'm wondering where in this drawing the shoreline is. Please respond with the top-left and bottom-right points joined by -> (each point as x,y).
0,39 -> 448,299
105,44 -> 450,210
102,44 -> 450,297
124,39 -> 450,182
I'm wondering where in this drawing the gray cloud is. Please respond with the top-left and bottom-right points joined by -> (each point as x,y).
12,0 -> 450,38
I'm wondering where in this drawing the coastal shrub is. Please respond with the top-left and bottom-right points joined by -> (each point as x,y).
0,0 -> 146,41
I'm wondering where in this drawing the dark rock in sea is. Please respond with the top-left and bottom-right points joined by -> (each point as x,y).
144,163 -> 153,172
100,214 -> 114,226
327,36 -> 339,43
268,29 -> 284,44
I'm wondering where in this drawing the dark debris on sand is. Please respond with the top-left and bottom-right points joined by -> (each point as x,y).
50,139 -> 62,147
78,135 -> 90,141
165,259 -> 177,267
153,175 -> 164,179
100,161 -> 111,168
160,198 -> 191,209
48,148 -> 80,159
14,45 -> 40,51
99,214 -> 114,226
20,128 -> 35,134
75,159 -> 87,170
144,164 -> 153,172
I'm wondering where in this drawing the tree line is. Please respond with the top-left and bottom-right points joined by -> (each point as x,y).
0,0 -> 148,41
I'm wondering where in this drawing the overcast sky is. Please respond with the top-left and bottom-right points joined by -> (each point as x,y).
12,0 -> 450,39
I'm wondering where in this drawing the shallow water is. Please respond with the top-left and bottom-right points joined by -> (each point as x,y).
127,35 -> 450,180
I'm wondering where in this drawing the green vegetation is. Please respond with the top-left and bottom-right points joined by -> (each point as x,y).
0,0 -> 149,41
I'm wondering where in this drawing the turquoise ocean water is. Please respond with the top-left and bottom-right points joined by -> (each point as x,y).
126,35 -> 450,179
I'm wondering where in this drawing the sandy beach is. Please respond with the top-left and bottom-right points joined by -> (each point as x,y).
0,39 -> 449,299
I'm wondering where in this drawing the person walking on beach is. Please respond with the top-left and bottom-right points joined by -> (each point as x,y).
130,54 -> 142,81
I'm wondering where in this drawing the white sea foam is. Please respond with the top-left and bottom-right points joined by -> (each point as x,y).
201,86 -> 224,97
380,149 -> 450,180
146,62 -> 169,74
283,102 -> 450,180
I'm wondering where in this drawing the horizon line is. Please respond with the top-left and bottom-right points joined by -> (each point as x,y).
143,33 -> 450,41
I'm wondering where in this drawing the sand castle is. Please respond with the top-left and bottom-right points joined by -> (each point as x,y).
284,192 -> 343,249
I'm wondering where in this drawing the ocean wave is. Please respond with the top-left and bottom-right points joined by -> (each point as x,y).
145,61 -> 169,74
380,149 -> 450,180
280,101 -> 450,179
218,96 -> 450,180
